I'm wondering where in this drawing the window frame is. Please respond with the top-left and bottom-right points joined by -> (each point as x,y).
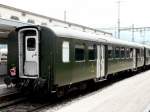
27,38 -> 36,51
75,44 -> 85,62
88,45 -> 96,61
136,49 -> 140,58
27,19 -> 35,24
10,15 -> 19,21
148,50 -> 150,57
114,47 -> 120,59
108,45 -> 113,59
120,47 -> 125,59
41,22 -> 47,26
62,41 -> 70,63
129,48 -> 133,58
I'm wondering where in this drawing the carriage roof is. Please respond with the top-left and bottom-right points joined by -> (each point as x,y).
50,26 -> 144,49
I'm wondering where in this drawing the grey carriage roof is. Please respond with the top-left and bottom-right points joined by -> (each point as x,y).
49,26 -> 145,49
50,26 -> 108,43
104,37 -> 144,48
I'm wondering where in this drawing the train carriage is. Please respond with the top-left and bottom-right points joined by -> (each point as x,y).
7,25 -> 149,94
105,38 -> 145,74
8,26 -> 108,92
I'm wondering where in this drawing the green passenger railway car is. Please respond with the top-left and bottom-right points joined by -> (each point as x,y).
6,25 -> 150,94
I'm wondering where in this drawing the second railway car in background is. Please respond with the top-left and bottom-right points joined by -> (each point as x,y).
7,25 -> 150,94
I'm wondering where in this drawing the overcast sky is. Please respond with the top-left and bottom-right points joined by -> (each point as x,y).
0,0 -> 150,29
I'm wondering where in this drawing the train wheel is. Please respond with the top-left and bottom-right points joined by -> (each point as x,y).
79,82 -> 87,91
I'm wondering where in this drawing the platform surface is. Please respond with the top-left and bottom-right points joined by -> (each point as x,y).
47,70 -> 150,112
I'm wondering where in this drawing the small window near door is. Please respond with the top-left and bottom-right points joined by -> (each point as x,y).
126,48 -> 130,58
62,41 -> 69,63
120,47 -> 125,58
27,38 -> 36,51
108,46 -> 113,59
88,45 -> 96,61
115,47 -> 120,58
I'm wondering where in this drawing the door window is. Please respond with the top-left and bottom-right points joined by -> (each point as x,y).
27,38 -> 36,51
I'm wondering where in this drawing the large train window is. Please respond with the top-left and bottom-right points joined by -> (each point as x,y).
27,38 -> 36,51
108,46 -> 113,59
115,47 -> 120,58
120,47 -> 125,58
75,44 -> 85,61
88,45 -> 96,60
62,41 -> 70,63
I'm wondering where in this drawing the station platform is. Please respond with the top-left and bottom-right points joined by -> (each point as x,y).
51,70 -> 150,112
0,75 -> 17,97
0,84 -> 16,97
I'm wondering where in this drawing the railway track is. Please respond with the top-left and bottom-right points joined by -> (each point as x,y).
0,88 -> 27,110
0,95 -> 52,112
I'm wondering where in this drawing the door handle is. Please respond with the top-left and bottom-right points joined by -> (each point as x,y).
32,53 -> 37,57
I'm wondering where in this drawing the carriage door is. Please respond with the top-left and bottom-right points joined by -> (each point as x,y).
133,48 -> 136,68
24,36 -> 39,77
96,45 -> 105,79
100,45 -> 105,77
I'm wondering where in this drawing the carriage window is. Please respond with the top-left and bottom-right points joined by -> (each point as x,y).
146,49 -> 149,57
62,41 -> 69,63
75,44 -> 85,61
137,49 -> 140,57
108,46 -> 113,59
41,22 -> 47,26
139,49 -> 142,57
27,38 -> 36,51
120,47 -> 125,58
10,16 -> 19,21
115,47 -> 120,58
88,45 -> 96,60
129,48 -> 133,58
126,48 -> 130,58
27,19 -> 35,24
149,50 -> 150,56
141,49 -> 144,57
